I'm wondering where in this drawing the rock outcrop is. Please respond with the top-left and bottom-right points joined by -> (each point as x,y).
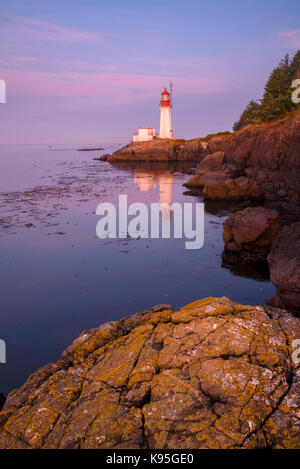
106,138 -> 206,162
222,207 -> 280,263
185,111 -> 300,204
268,222 -> 300,315
0,297 -> 299,449
184,151 -> 236,189
97,154 -> 110,161
203,177 -> 264,201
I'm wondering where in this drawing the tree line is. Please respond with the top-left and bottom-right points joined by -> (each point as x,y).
233,50 -> 300,131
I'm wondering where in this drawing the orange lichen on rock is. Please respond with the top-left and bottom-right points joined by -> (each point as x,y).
0,298 -> 299,449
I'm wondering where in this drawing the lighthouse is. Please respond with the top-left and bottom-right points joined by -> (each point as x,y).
159,87 -> 173,139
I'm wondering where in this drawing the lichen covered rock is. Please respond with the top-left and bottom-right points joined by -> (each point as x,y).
0,297 -> 299,449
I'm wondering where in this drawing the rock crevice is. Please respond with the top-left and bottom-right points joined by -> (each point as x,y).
0,297 -> 299,449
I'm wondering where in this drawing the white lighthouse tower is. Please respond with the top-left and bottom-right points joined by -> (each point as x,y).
159,87 -> 173,139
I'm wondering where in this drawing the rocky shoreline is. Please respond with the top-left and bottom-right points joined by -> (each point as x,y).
1,114 -> 299,449
184,111 -> 300,206
100,112 -> 300,208
0,297 -> 299,449
267,221 -> 300,314
97,137 -> 207,162
221,208 -> 300,314
99,111 -> 300,315
222,207 -> 280,263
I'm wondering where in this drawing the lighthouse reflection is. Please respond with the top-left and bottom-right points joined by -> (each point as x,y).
109,160 -> 196,224
133,170 -> 174,221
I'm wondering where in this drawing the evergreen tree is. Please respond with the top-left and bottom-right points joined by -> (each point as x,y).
289,50 -> 300,78
233,99 -> 262,131
260,54 -> 293,121
233,50 -> 300,130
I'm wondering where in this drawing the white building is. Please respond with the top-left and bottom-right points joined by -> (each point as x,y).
133,128 -> 156,142
159,87 -> 173,139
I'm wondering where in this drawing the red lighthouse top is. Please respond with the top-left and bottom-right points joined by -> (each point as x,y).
160,87 -> 171,107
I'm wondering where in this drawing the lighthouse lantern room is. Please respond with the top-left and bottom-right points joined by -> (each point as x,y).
159,87 -> 173,139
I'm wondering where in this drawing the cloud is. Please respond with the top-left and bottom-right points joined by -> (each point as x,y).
57,61 -> 119,72
277,29 -> 300,49
0,68 -> 236,105
1,14 -> 103,43
15,56 -> 43,62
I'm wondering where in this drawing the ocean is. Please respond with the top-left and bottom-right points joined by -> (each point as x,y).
0,143 -> 275,395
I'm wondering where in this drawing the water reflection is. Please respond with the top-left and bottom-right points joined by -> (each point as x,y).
133,170 -> 174,220
118,163 -> 272,282
0,150 -> 276,396
131,165 -> 271,282
221,253 -> 270,281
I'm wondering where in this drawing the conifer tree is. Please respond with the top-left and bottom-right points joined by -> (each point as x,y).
289,50 -> 300,78
233,100 -> 262,131
233,50 -> 300,130
260,54 -> 293,121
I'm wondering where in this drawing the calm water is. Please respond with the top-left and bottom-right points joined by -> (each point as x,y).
0,143 -> 275,395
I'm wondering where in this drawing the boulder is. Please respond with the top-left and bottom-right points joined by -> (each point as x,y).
268,221 -> 300,314
222,207 -> 280,262
0,297 -> 299,449
184,152 -> 238,189
203,177 -> 264,201
197,151 -> 225,170
184,171 -> 231,189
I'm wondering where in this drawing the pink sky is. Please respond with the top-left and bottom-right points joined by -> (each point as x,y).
0,1 -> 299,143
